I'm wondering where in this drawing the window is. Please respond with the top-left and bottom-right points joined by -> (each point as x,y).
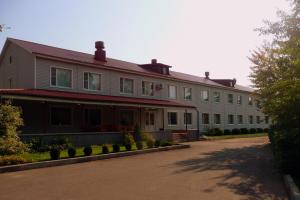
120,110 -> 134,126
265,116 -> 269,124
168,112 -> 178,125
84,72 -> 101,91
184,87 -> 192,100
201,90 -> 209,101
51,107 -> 72,126
120,78 -> 134,94
145,112 -> 155,125
214,114 -> 221,124
237,115 -> 243,124
84,109 -> 101,126
168,85 -> 177,99
202,113 -> 209,124
256,116 -> 261,124
249,115 -> 253,124
9,56 -> 12,64
237,95 -> 242,104
228,94 -> 233,103
248,96 -> 253,105
213,92 -> 220,103
142,81 -> 154,96
184,113 -> 192,125
51,67 -> 72,88
228,114 -> 234,124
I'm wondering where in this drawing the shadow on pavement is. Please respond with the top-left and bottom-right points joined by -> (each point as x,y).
173,144 -> 287,200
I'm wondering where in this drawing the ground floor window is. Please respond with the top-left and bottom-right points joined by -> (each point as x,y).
145,112 -> 155,126
120,110 -> 134,126
249,115 -> 253,124
256,116 -> 261,124
184,113 -> 192,125
237,115 -> 243,124
228,114 -> 234,124
214,114 -> 221,124
202,113 -> 209,124
168,112 -> 178,125
51,107 -> 72,126
84,108 -> 101,126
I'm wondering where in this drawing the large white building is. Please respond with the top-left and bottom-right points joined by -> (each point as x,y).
0,38 -> 269,144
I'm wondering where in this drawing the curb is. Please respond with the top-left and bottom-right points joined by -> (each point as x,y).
0,144 -> 190,173
283,175 -> 300,200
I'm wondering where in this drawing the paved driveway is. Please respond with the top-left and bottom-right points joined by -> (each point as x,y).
0,137 -> 287,200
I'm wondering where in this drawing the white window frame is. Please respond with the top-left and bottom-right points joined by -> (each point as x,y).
83,71 -> 102,91
249,115 -> 253,124
228,94 -> 233,104
237,115 -> 243,124
184,87 -> 192,101
228,114 -> 234,125
202,113 -> 210,125
168,85 -> 177,99
120,77 -> 134,95
214,114 -> 221,125
50,66 -> 73,89
237,95 -> 242,105
142,80 -> 154,96
167,112 -> 178,126
213,91 -> 221,103
248,96 -> 253,106
201,90 -> 209,102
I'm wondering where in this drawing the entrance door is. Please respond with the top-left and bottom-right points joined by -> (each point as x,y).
145,111 -> 155,132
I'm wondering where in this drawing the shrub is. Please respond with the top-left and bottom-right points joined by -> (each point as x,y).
232,128 -> 241,135
136,141 -> 143,150
124,133 -> 135,146
83,146 -> 92,156
270,128 -> 300,176
27,137 -> 49,152
249,128 -> 257,134
257,128 -> 263,133
141,132 -> 155,145
154,140 -> 161,147
134,124 -> 142,141
49,137 -> 71,150
146,139 -> 154,148
125,144 -> 132,151
263,128 -> 270,133
160,140 -> 173,147
49,146 -> 60,160
112,144 -> 120,152
0,101 -> 28,155
223,129 -> 231,135
67,147 -> 76,158
102,145 -> 109,154
0,155 -> 27,166
206,128 -> 223,136
240,128 -> 249,134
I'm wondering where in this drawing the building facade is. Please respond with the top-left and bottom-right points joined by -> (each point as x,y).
0,38 -> 269,144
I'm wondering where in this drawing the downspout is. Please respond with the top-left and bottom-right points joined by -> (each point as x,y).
197,109 -> 200,139
185,109 -> 188,132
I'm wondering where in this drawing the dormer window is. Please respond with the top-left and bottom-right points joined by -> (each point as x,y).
139,59 -> 171,75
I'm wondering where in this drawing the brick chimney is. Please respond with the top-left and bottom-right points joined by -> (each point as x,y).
94,41 -> 106,62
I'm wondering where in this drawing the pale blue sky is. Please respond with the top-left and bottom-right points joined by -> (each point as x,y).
0,0 -> 290,86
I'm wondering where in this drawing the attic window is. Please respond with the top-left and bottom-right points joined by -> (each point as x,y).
162,67 -> 167,75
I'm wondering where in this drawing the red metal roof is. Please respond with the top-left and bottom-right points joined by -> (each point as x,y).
5,38 -> 254,92
0,89 -> 195,108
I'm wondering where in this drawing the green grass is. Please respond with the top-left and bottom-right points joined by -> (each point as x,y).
205,133 -> 268,140
22,144 -> 138,163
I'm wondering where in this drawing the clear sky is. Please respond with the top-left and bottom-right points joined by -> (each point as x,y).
0,0 -> 291,86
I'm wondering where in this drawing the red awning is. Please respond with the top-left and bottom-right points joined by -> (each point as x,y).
0,89 -> 195,109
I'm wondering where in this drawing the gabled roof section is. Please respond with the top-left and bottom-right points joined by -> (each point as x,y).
6,38 -> 254,93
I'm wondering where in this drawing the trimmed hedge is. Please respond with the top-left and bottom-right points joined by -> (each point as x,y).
83,146 -> 92,156
224,129 -> 231,135
67,147 -> 76,158
232,128 -> 241,135
50,147 -> 60,160
113,144 -> 120,152
250,128 -> 257,134
0,155 -> 27,166
102,145 -> 109,154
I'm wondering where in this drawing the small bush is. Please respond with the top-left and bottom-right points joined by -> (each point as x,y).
102,145 -> 109,154
232,128 -> 241,135
27,137 -> 49,152
49,137 -> 71,150
83,146 -> 92,156
263,128 -> 270,133
154,140 -> 161,147
257,128 -> 263,133
125,144 -> 132,151
67,147 -> 76,158
141,132 -> 155,148
240,128 -> 249,134
146,139 -> 154,148
49,146 -> 60,160
160,140 -> 173,147
206,128 -> 223,136
250,128 -> 257,134
124,134 -> 135,146
223,129 -> 231,135
0,155 -> 27,166
112,144 -> 120,152
136,141 -> 143,150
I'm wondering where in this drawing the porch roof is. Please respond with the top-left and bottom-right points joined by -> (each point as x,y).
0,89 -> 196,109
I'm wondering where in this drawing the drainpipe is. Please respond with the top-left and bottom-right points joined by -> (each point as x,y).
197,109 -> 200,139
185,109 -> 188,133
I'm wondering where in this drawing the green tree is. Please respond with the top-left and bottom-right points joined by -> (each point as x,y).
249,0 -> 300,129
0,101 -> 28,155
